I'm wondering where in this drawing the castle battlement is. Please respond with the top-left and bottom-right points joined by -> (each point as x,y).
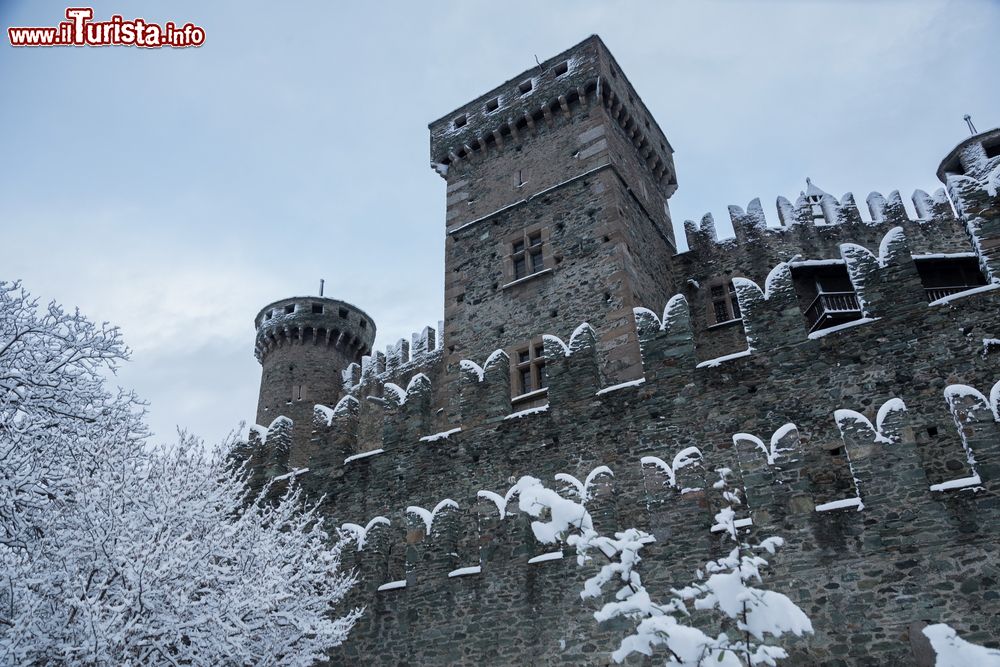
245,36 -> 1000,665
428,35 -> 675,194
253,296 -> 376,363
682,182 -> 958,253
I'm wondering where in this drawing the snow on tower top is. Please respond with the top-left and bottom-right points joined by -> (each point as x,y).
804,177 -> 828,200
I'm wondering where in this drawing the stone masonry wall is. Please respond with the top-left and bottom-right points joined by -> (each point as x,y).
246,190 -> 1000,665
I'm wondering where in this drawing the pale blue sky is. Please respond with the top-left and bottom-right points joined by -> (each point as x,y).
2,0 -> 997,444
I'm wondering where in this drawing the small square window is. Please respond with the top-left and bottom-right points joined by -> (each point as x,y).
485,97 -> 500,113
553,61 -> 568,77
311,304 -> 323,314
510,229 -> 547,281
518,79 -> 533,95
284,305 -> 295,314
338,308 -> 348,319
453,115 -> 467,129
984,141 -> 1000,159
359,320 -> 367,329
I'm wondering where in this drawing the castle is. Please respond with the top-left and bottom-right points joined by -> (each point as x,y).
244,36 -> 1000,665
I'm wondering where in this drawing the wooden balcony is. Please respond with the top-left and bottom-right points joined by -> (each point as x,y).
804,291 -> 862,332
925,285 -> 979,302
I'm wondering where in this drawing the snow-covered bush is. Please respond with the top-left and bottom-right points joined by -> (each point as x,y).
0,282 -> 359,664
509,467 -> 812,665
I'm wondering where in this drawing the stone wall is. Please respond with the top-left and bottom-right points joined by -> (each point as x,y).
246,212 -> 1000,665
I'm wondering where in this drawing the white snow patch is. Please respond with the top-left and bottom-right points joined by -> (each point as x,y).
912,252 -> 977,260
815,497 -> 864,512
272,467 -> 309,482
528,550 -> 564,564
448,565 -> 481,578
377,580 -> 406,592
808,317 -> 879,339
923,623 -> 1000,666
419,427 -> 462,442
876,398 -> 907,432
341,516 -> 390,550
501,267 -> 553,289
459,359 -> 484,381
344,448 -> 384,464
711,517 -> 753,533
930,475 -> 982,492
929,283 -> 1000,306
696,349 -> 752,368
504,404 -> 549,420
406,499 -> 459,533
554,466 -> 614,502
477,488 -> 517,518
787,258 -> 846,267
596,378 -> 646,395
640,447 -> 702,488
313,404 -> 336,426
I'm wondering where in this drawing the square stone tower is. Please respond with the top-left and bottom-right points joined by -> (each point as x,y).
429,35 -> 678,398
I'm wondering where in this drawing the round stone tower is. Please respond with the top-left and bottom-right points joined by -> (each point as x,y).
253,296 -> 376,449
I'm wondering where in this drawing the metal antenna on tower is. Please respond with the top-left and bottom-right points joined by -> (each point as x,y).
964,114 -> 977,135
319,279 -> 325,297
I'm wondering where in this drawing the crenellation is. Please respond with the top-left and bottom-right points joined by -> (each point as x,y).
458,350 -> 511,425
683,212 -> 719,249
244,36 -> 1000,666
867,190 -> 910,225
732,263 -> 804,351
839,226 -> 926,319
913,187 -> 955,221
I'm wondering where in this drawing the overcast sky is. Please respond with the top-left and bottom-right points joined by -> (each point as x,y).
2,0 -> 997,445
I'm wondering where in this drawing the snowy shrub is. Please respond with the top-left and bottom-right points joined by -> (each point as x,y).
507,467 -> 812,665
0,282 -> 359,664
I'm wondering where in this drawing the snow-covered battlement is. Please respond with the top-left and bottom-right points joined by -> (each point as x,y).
326,375 -> 1000,600
285,237 -> 1000,503
341,322 -> 444,395
253,296 -> 376,364
683,181 -> 956,252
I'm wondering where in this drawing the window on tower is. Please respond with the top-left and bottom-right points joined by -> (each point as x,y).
708,279 -> 742,325
512,339 -> 547,405
511,230 -> 546,281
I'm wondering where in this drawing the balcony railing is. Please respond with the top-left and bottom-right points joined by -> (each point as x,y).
925,285 -> 979,302
804,291 -> 862,332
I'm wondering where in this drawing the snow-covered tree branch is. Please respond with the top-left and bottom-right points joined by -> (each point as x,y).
0,282 -> 359,664
508,466 -> 812,666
